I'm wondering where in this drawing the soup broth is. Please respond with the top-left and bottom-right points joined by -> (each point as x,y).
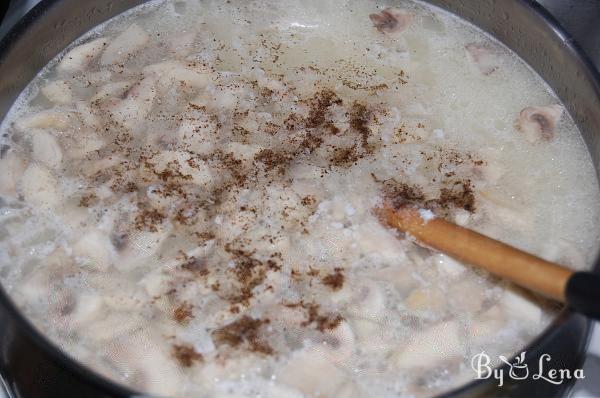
0,0 -> 599,397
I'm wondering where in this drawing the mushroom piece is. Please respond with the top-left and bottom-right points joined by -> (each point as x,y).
498,286 -> 542,327
149,150 -> 214,187
167,31 -> 196,57
465,43 -> 499,75
91,81 -> 134,103
99,330 -> 182,396
75,101 -> 102,130
31,130 -> 63,170
19,163 -> 62,209
108,76 -> 157,129
393,320 -> 464,369
41,80 -> 72,104
335,279 -> 387,319
277,348 -> 356,398
15,109 -> 75,131
313,320 -> 356,365
143,61 -> 211,92
468,305 -> 506,344
514,104 -> 563,143
72,229 -> 116,272
369,8 -> 413,34
0,150 -> 28,199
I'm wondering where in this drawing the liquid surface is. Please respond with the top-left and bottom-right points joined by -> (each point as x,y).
0,1 -> 599,397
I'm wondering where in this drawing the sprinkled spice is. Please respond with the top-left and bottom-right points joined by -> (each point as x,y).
78,193 -> 98,207
321,268 -> 345,291
134,206 -> 166,232
305,89 -> 342,128
211,316 -> 273,355
301,195 -> 316,206
349,102 -> 374,153
284,301 -> 344,332
172,344 -> 203,367
173,302 -> 193,324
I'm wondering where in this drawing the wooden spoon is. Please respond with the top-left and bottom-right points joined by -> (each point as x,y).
377,205 -> 600,320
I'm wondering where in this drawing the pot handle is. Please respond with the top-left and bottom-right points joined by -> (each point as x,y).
565,272 -> 600,320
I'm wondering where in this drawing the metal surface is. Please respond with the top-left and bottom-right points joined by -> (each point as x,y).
537,0 -> 600,68
0,0 -> 599,397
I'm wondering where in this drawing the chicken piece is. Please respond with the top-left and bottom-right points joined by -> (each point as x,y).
58,37 -> 108,72
100,24 -> 150,65
41,80 -> 72,104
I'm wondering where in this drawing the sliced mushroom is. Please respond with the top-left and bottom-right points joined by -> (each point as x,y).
369,8 -> 412,34
114,226 -> 173,272
66,293 -> 104,328
0,150 -> 28,199
19,163 -> 62,209
31,130 -> 63,170
165,108 -> 218,152
91,81 -> 134,103
99,330 -> 181,396
108,76 -> 157,129
15,109 -> 75,131
58,37 -> 108,73
143,61 -> 211,91
406,286 -> 446,313
393,320 -> 464,369
337,279 -> 387,319
75,101 -> 102,129
350,316 -> 395,356
465,43 -> 499,75
514,104 -> 563,143
277,348 -> 353,398
355,220 -> 408,263
313,320 -> 356,365
478,188 -> 534,233
167,31 -> 196,57
149,150 -> 214,187
41,80 -> 72,104
100,24 -> 150,65
431,253 -> 467,278
498,286 -> 542,327
468,305 -> 506,344
72,229 -> 116,272
66,130 -> 106,160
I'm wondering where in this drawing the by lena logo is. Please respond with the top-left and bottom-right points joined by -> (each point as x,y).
471,351 -> 585,387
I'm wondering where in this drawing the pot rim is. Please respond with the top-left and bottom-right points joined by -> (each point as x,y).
0,0 -> 598,397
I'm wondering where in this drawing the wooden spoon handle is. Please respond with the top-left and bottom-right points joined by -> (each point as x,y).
380,206 -> 571,301
379,206 -> 600,319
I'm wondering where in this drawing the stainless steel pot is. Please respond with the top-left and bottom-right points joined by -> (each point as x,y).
0,1 -> 598,397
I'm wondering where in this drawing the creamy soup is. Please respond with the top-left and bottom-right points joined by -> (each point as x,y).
0,0 -> 599,397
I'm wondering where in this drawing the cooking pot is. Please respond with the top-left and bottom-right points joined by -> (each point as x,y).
0,0 -> 598,397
